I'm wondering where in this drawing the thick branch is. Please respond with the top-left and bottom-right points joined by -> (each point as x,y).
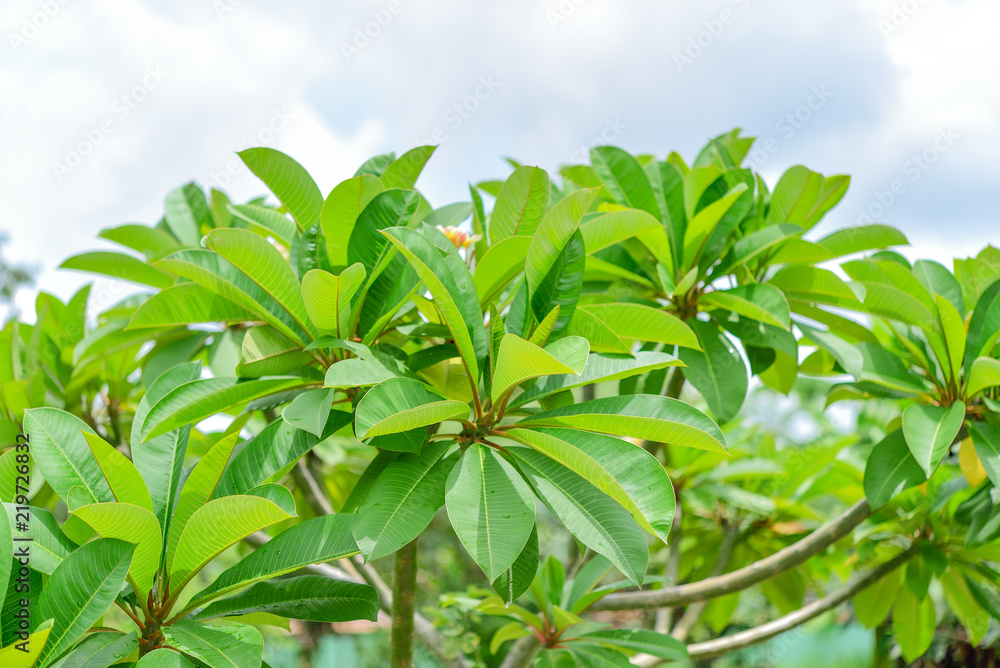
498,635 -> 542,668
591,498 -> 872,611
683,546 -> 915,661
390,539 -> 419,668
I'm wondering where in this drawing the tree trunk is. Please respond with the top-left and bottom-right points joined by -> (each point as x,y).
390,538 -> 419,668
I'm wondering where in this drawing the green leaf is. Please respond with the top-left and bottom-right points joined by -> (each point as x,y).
474,236 -> 532,308
382,226 -> 487,385
855,280 -> 941,334
525,189 -> 597,302
700,284 -> 790,329
193,575 -> 378,623
940,567 -> 988,646
512,351 -> 682,409
968,421 -> 1000,488
78,432 -> 151,515
35,538 -> 135,667
678,320 -> 748,423
281,388 -> 334,437
380,145 -> 436,190
135,648 -> 195,667
355,377 -> 468,440
445,443 -> 535,580
529,230 -> 586,337
228,203 -> 297,247
23,408 -> 113,504
577,303 -> 699,349
129,284 -> 257,329
853,567 -> 901,628
325,356 -> 403,388
301,264 -> 366,336
491,335 -> 588,404
140,377 -> 309,441
321,175 -> 384,267
170,492 -> 295,588
569,644 -> 632,667
2,506 -> 75,575
489,166 -> 551,242
769,265 -> 861,309
577,629 -> 688,661
490,525 -> 538,606
902,401 -> 964,477
579,209 -> 672,269
204,228 -> 316,338
565,306 -> 631,355
235,327 -> 311,378
509,446 -> 646,585
163,621 -> 262,668
817,224 -> 908,257
50,630 -> 138,668
131,362 -> 200,547
520,394 -> 726,454
60,251 -> 175,289
0,620 -> 51,668
713,224 -> 803,275
967,357 -> 1000,397
188,514 -> 359,609
68,497 -> 161,602
766,165 -> 822,226
590,147 -> 661,219
796,322 -> 862,377
682,184 -> 749,266
489,622 -> 531,654
863,430 -> 927,508
239,147 -> 323,230
351,442 -> 457,560
165,433 -> 240,569
856,343 -> 932,394
156,249 -> 308,343
935,294 -> 966,380
893,584 -> 935,663
99,222 -> 180,258
508,427 -> 675,543
164,182 -> 211,245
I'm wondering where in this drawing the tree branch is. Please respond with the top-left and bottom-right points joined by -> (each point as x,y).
670,523 -> 738,641
590,498 -> 872,611
498,634 -> 542,668
683,546 -> 915,661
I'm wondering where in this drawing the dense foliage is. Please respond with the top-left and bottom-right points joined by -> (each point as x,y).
2,130 -> 999,667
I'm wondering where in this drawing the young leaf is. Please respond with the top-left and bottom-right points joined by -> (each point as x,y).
235,326 -> 311,378
445,443 -> 535,581
281,388 -> 334,437
128,283 -> 257,330
82,432 -> 153,511
519,395 -> 727,454
474,236 -> 533,308
380,145 -> 436,190
577,303 -> 700,349
901,401 -> 964,477
68,495 -> 161,603
60,251 -> 175,289
301,264 -> 366,336
491,335 -> 589,404
590,147 -> 661,219
525,189 -> 597,302
966,357 -> 1000,397
321,175 -> 384,267
0,620 -> 51,668
678,321 -> 748,423
853,568 -> 901,628
166,433 -> 240,571
35,539 -> 135,667
699,284 -> 791,330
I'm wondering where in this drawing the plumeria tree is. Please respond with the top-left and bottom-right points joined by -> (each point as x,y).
1,133 -> 998,668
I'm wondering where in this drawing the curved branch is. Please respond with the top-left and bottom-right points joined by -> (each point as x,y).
684,546 -> 915,661
591,498 -> 872,611
498,635 -> 542,668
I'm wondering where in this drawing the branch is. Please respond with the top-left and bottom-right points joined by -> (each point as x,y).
498,635 -> 542,668
591,498 -> 872,611
670,523 -> 738,642
683,546 -> 915,661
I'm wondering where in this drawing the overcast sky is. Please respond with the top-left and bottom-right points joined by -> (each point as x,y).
2,0 -> 997,320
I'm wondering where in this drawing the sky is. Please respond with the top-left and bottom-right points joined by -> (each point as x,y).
2,0 -> 998,321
